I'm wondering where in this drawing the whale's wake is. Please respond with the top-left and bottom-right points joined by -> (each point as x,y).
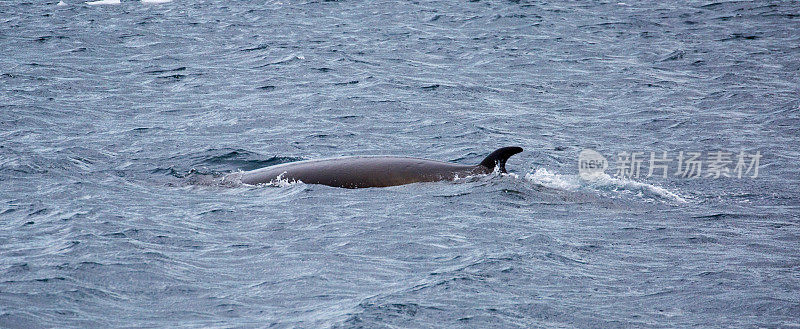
525,167 -> 687,203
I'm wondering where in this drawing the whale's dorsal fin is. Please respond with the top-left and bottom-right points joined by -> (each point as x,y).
479,146 -> 523,173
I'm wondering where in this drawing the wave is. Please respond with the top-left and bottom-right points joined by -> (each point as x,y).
524,168 -> 687,203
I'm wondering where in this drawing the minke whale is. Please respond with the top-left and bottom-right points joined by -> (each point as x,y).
226,146 -> 523,188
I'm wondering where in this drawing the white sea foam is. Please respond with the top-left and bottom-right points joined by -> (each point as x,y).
266,172 -> 304,187
85,0 -> 120,5
525,168 -> 582,191
584,172 -> 686,203
220,171 -> 303,188
525,168 -> 687,203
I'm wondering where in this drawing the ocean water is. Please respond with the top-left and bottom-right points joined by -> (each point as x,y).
1,0 -> 799,327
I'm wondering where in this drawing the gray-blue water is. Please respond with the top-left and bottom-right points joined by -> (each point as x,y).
2,0 -> 799,327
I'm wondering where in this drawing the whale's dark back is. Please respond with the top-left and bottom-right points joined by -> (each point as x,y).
236,147 -> 523,188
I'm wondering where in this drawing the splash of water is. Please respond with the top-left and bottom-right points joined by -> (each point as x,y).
525,168 -> 687,203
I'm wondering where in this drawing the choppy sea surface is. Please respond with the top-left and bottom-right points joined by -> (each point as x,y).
1,0 -> 799,327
